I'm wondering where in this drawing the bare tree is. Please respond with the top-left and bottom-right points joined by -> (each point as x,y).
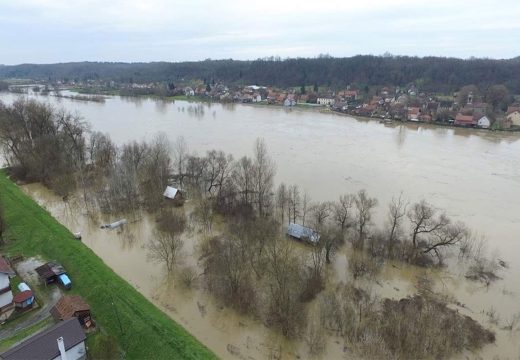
302,191 -> 311,226
310,201 -> 331,231
232,156 -> 255,208
172,136 -> 188,187
204,150 -> 233,201
192,197 -> 214,235
386,193 -> 408,258
422,222 -> 468,263
408,200 -> 449,250
140,133 -> 172,209
147,212 -> 186,272
184,155 -> 208,195
275,183 -> 288,226
333,194 -> 355,235
253,138 -> 276,216
265,239 -> 306,338
88,132 -> 112,170
203,235 -> 256,313
287,184 -> 301,224
354,190 -> 378,250
320,226 -> 343,264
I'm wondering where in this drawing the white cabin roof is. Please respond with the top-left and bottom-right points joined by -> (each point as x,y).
163,186 -> 179,199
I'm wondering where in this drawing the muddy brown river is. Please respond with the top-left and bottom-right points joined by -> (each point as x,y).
2,92 -> 520,358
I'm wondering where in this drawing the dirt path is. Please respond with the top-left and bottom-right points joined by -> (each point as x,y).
0,287 -> 61,340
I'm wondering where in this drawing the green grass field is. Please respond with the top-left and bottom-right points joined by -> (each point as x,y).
0,171 -> 216,359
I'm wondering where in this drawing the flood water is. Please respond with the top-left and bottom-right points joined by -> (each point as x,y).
2,92 -> 520,358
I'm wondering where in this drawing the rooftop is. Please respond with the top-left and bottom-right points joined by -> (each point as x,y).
0,256 -> 14,275
50,295 -> 90,321
0,318 -> 85,360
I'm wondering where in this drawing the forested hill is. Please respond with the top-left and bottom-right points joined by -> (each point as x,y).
1,55 -> 520,92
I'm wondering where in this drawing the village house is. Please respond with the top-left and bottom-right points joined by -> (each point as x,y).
475,113 -> 491,129
454,113 -> 476,127
438,100 -> 454,110
425,101 -> 439,116
276,93 -> 287,104
252,93 -> 262,102
286,223 -> 320,245
240,94 -> 253,103
51,295 -> 94,329
407,107 -> 421,121
317,97 -> 335,106
284,94 -> 297,106
298,94 -> 309,104
195,85 -> 207,96
338,90 -> 359,101
0,318 -> 87,360
506,108 -> 520,127
13,282 -> 35,310
266,90 -> 278,104
0,256 -> 15,315
183,87 -> 195,96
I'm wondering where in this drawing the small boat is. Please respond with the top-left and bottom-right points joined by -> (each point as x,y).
101,219 -> 127,229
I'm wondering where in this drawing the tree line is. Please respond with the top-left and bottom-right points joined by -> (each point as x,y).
1,55 -> 520,93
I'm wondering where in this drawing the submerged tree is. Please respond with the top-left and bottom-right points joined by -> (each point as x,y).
253,138 -> 276,216
385,193 -> 408,258
147,211 -> 186,272
354,190 -> 378,250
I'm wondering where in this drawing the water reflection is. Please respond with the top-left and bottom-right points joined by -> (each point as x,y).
154,99 -> 170,114
186,104 -> 205,119
120,95 -> 144,107
396,125 -> 407,148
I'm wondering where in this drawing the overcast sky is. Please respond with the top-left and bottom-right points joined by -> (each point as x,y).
1,0 -> 519,65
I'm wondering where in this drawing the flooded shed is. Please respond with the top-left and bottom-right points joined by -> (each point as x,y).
51,295 -> 94,329
286,223 -> 320,244
163,186 -> 185,205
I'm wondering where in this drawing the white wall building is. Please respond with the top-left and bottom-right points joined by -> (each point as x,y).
477,115 -> 491,129
0,257 -> 15,313
317,97 -> 335,106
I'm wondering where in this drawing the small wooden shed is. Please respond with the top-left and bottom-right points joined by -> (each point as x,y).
13,290 -> 35,309
50,295 -> 94,329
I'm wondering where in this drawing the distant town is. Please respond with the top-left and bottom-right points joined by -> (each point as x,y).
5,78 -> 520,131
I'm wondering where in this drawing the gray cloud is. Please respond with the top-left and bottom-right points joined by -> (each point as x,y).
0,0 -> 518,64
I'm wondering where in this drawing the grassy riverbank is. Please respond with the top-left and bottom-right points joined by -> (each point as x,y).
0,171 -> 216,360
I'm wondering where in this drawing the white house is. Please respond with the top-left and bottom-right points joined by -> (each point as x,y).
317,97 -> 335,106
252,93 -> 262,103
506,110 -> 520,127
0,318 -> 87,360
0,256 -> 15,314
476,115 -> 491,129
184,87 -> 195,96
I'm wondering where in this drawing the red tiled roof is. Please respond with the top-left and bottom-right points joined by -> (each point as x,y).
0,256 -> 14,275
506,106 -> 520,115
455,114 -> 475,124
13,290 -> 33,303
